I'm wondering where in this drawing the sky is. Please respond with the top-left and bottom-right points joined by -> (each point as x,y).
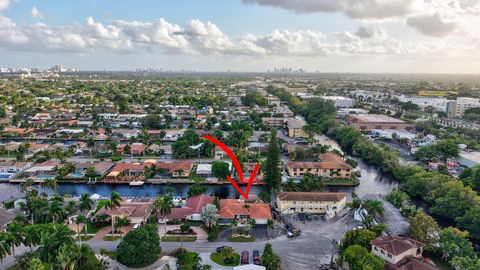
1,0 -> 480,73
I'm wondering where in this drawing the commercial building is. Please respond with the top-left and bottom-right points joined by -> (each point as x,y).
447,97 -> 480,118
396,95 -> 449,112
320,96 -> 355,108
348,114 -> 414,132
276,192 -> 347,216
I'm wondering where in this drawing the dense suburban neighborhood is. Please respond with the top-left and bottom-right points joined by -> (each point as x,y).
0,71 -> 479,270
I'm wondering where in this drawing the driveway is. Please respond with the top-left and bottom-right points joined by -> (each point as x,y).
199,253 -> 233,270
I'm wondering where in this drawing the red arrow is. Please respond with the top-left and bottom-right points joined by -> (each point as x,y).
203,135 -> 260,200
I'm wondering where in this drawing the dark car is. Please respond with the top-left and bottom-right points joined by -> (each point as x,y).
241,251 -> 249,264
298,213 -> 306,221
305,213 -> 312,221
216,246 -> 230,253
253,250 -> 261,265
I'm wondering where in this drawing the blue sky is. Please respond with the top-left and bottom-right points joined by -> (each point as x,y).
0,0 -> 479,73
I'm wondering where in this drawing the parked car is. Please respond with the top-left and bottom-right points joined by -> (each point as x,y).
133,224 -> 141,229
287,229 -> 301,238
305,213 -> 312,221
241,251 -> 249,264
253,250 -> 261,265
216,246 -> 230,253
298,213 -> 306,221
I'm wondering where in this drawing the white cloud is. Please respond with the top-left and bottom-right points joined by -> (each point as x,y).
242,0 -> 414,19
31,6 -> 45,19
407,13 -> 458,37
0,0 -> 10,11
0,15 -> 471,58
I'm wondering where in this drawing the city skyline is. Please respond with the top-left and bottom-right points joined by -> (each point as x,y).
1,0 -> 479,73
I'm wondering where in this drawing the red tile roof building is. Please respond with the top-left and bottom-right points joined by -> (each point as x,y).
219,199 -> 272,225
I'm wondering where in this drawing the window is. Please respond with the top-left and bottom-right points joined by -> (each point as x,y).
381,250 -> 385,255
374,247 -> 378,251
387,254 -> 392,258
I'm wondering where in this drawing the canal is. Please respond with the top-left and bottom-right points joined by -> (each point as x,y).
1,134 -> 397,200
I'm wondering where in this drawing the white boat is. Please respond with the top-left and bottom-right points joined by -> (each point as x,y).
129,181 -> 145,187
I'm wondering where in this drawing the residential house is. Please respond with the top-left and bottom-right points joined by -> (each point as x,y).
104,161 -> 154,183
0,162 -> 32,180
159,194 -> 214,222
95,199 -> 153,225
276,192 -> 347,216
371,236 -> 438,270
23,160 -> 59,179
156,161 -> 193,178
219,199 -> 272,225
213,146 -> 227,160
69,161 -> 115,179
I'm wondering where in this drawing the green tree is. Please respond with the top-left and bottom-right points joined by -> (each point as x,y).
5,222 -> 23,262
0,232 -> 11,270
117,225 -> 161,268
261,243 -> 281,270
340,229 -> 377,253
201,204 -> 219,231
264,130 -> 281,195
153,194 -> 174,235
408,213 -> 440,248
106,191 -> 121,237
450,256 -> 480,270
211,161 -> 230,180
456,206 -> 480,241
439,227 -> 474,261
79,193 -> 93,214
343,245 -> 369,270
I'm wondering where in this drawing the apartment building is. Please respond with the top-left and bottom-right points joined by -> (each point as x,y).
287,153 -> 353,178
286,118 -> 307,138
447,97 -> 480,118
276,192 -> 347,216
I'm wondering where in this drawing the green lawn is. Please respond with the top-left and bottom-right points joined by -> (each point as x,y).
75,235 -> 94,241
161,235 -> 197,242
82,221 -> 103,234
94,199 -> 110,214
103,236 -> 121,241
210,253 -> 240,266
325,178 -> 360,186
228,235 -> 255,242
183,220 -> 204,227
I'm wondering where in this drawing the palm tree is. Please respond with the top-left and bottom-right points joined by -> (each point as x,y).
44,178 -> 58,194
153,194 -> 173,235
220,246 -> 236,264
0,233 -> 11,270
5,223 -> 23,262
58,244 -> 81,270
22,225 -> 40,252
115,217 -> 130,239
191,253 -> 202,268
363,200 -> 385,217
38,224 -> 74,263
105,191 -> 121,237
79,193 -> 93,214
75,215 -> 88,238
49,200 -> 64,224
282,178 -> 298,192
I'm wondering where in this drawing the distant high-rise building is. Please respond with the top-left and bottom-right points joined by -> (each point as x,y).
447,97 -> 480,118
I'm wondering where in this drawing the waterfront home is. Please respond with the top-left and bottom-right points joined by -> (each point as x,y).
159,194 -> 214,222
68,161 -> 115,179
104,161 -> 154,183
287,153 -> 353,179
110,129 -> 140,139
95,198 -> 153,225
196,164 -> 213,178
276,192 -> 347,216
156,161 -> 193,178
0,161 -> 32,180
219,199 -> 272,225
2,128 -> 34,136
26,143 -> 50,155
371,236 -> 438,270
23,160 -> 59,179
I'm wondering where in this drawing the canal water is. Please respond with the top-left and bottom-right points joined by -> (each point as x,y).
2,134 -> 397,200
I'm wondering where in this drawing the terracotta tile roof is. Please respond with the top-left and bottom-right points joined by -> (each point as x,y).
161,194 -> 214,219
3,128 -> 34,134
156,161 -> 193,174
96,200 -> 152,218
371,236 -> 425,256
76,161 -> 115,174
287,153 -> 352,170
219,199 -> 272,219
277,192 -> 347,202
386,256 -> 439,270
110,163 -> 147,173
